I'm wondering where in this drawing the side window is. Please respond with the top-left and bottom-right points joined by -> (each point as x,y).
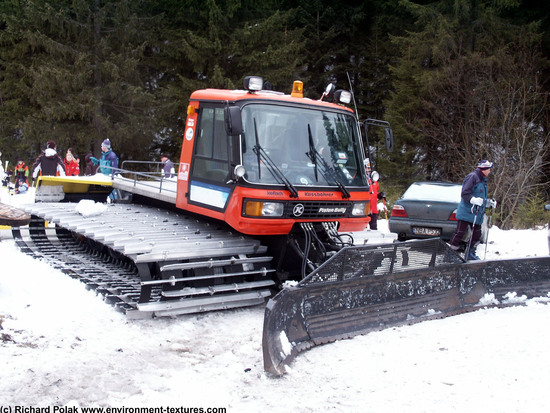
192,106 -> 231,182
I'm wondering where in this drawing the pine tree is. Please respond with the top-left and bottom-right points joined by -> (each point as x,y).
0,0 -> 162,164
385,0 -> 550,228
142,1 -> 309,158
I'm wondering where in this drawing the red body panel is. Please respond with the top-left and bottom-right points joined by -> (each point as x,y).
175,101 -> 199,206
180,185 -> 370,235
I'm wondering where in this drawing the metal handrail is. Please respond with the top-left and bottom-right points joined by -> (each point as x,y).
99,165 -> 178,195
121,160 -> 180,174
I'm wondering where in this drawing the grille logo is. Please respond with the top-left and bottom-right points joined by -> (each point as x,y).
293,204 -> 305,217
318,207 -> 347,214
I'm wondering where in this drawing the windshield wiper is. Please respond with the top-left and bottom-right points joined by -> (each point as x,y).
253,118 -> 263,179
306,124 -> 351,199
307,126 -> 319,182
253,118 -> 299,198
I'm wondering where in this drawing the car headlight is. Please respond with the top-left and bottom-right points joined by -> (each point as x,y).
351,202 -> 369,216
245,201 -> 284,217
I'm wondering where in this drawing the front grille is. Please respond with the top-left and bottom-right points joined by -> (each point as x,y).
285,201 -> 352,218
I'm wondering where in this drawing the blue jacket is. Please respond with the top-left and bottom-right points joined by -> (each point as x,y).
456,168 -> 488,224
97,149 -> 118,175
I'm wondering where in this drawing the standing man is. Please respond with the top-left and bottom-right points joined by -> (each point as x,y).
448,160 -> 496,260
161,154 -> 175,178
91,139 -> 118,175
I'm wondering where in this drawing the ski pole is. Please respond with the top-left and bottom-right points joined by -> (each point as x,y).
483,206 -> 494,260
464,205 -> 479,261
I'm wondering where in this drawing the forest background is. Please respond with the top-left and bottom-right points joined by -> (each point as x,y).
1,0 -> 549,229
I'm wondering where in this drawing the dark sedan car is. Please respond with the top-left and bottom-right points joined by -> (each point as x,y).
389,181 -> 463,241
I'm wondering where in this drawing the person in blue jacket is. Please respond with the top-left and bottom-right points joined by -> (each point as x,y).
449,160 -> 497,260
91,139 -> 118,175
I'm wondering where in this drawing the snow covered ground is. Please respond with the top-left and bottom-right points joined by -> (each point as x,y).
1,187 -> 550,412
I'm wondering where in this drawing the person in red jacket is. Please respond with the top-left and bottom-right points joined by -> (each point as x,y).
64,148 -> 80,176
368,172 -> 380,230
364,159 -> 381,230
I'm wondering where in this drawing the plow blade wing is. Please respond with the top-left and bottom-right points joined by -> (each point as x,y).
0,203 -> 31,227
262,239 -> 550,375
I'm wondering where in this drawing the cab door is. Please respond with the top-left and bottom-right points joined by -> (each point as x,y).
188,105 -> 234,211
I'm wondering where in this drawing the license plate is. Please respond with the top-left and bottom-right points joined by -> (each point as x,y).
412,227 -> 441,236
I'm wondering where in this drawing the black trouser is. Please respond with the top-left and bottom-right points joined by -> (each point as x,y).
14,174 -> 26,189
450,220 -> 481,247
368,213 -> 378,230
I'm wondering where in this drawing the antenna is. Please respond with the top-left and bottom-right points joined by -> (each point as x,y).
347,71 -> 366,163
346,72 -> 360,120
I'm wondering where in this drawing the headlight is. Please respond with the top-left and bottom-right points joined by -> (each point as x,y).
334,90 -> 352,104
351,202 -> 369,216
245,201 -> 284,217
243,76 -> 263,92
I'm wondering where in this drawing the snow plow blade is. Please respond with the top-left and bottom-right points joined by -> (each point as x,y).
0,203 -> 31,227
262,238 -> 550,375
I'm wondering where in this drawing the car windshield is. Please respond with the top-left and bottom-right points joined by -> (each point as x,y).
402,183 -> 461,203
240,104 -> 366,187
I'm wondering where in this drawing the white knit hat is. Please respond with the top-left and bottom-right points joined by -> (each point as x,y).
477,160 -> 493,169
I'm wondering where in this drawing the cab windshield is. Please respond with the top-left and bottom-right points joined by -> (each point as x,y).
241,104 -> 366,187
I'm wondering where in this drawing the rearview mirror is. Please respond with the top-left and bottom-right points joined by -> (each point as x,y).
384,127 -> 394,152
545,203 -> 550,211
363,119 -> 394,153
225,106 -> 243,136
320,83 -> 336,101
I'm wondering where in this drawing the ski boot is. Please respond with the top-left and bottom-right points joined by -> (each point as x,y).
467,248 -> 481,261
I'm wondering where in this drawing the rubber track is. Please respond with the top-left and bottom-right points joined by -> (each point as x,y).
12,224 -> 160,317
10,202 -> 275,317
